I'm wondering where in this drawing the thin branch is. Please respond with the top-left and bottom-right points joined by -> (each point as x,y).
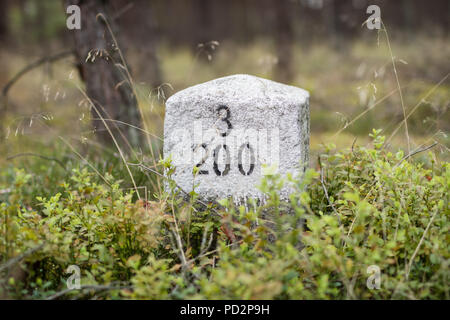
319,163 -> 341,225
381,20 -> 410,154
332,88 -> 399,139
405,209 -> 439,280
58,135 -> 111,186
46,283 -> 132,300
75,84 -> 141,199
95,13 -> 161,192
6,153 -> 67,170
187,240 -> 243,265
169,197 -> 189,270
111,2 -> 134,20
386,73 -> 449,146
395,142 -> 437,165
91,118 -> 163,141
1,50 -> 74,100
0,244 -> 44,272
127,161 -> 221,214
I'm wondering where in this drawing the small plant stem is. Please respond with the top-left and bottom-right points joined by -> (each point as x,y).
58,135 -> 111,186
386,73 -> 449,146
170,197 -> 188,270
381,20 -> 410,154
405,209 -> 438,280
97,13 -> 162,194
76,85 -> 140,199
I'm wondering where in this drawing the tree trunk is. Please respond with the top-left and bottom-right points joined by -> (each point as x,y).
274,0 -> 294,83
67,0 -> 141,147
115,0 -> 162,89
0,0 -> 7,42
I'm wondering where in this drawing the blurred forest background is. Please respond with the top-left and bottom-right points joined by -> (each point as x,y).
0,0 -> 448,173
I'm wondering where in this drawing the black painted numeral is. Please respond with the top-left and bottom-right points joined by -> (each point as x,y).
217,105 -> 232,137
194,106 -> 256,177
238,143 -> 255,176
194,143 -> 209,174
213,144 -> 231,176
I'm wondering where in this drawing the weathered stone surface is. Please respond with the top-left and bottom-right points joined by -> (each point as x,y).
164,74 -> 309,203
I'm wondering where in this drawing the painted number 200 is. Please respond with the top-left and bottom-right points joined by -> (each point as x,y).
195,106 -> 255,176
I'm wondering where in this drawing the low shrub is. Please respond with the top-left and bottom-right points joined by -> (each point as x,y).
0,130 -> 448,299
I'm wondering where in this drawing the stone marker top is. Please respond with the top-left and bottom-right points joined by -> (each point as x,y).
164,74 -> 310,204
166,74 -> 309,113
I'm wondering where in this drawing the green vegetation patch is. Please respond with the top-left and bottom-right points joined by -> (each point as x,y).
0,131 -> 448,299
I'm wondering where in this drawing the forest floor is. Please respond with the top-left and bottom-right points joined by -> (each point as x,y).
0,32 -> 449,300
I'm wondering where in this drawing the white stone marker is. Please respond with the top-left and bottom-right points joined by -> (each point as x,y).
164,74 -> 309,203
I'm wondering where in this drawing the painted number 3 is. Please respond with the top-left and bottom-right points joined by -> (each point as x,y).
195,106 -> 255,176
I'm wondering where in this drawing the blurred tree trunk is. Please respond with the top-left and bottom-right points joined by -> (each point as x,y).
401,0 -> 416,41
323,0 -> 351,51
274,0 -> 294,83
67,0 -> 141,147
198,0 -> 212,44
0,0 -> 8,127
116,0 -> 162,89
0,0 -> 8,41
192,0 -> 213,61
